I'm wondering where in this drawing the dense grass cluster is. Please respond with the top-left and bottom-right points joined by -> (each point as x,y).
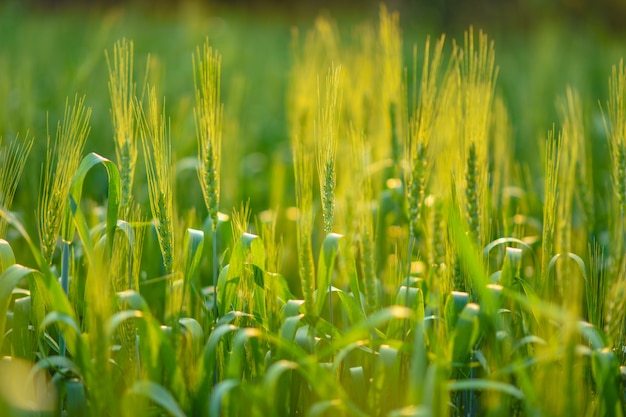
2,5 -> 626,416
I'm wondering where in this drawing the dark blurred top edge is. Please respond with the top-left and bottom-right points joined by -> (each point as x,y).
4,0 -> 626,34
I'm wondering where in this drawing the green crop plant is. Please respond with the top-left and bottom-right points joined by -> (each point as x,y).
2,5 -> 626,417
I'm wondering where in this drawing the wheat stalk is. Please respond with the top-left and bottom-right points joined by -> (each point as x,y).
106,38 -> 138,220
138,86 -> 175,274
457,28 -> 498,248
541,128 -> 561,299
38,95 -> 91,264
348,127 -> 379,313
316,64 -> 341,235
288,30 -> 319,314
193,39 -> 223,231
379,5 -> 404,178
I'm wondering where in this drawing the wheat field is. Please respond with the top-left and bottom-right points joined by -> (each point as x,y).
1,3 -> 626,416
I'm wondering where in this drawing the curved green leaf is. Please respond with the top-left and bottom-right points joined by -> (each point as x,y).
106,310 -> 144,339
444,291 -> 469,334
66,378 -> 87,416
318,306 -> 412,360
193,323 -> 238,412
226,327 -> 264,379
483,237 -> 538,272
12,295 -> 33,359
578,321 -> 607,350
315,232 -> 343,317
30,355 -> 82,380
334,288 -> 366,326
372,344 -> 401,414
547,252 -> 588,285
450,303 -> 480,365
179,317 -> 204,355
447,379 -> 524,400
0,210 -> 74,329
117,290 -> 150,313
40,311 -> 83,356
209,379 -> 240,417
263,360 -> 298,415
66,152 -> 121,259
591,348 -> 623,417
0,265 -> 35,349
218,233 -> 266,316
125,380 -> 186,417
0,239 -> 15,273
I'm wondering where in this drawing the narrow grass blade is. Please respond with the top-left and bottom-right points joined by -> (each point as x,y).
40,311 -> 84,358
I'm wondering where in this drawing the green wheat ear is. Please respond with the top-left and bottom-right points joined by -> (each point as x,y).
106,38 -> 138,220
193,38 -> 223,231
38,95 -> 91,264
541,128 -> 561,299
465,141 -> 480,243
603,59 -> 626,258
0,133 -> 33,239
316,64 -> 341,235
137,86 -> 175,274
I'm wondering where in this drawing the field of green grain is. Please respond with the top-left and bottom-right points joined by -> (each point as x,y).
2,2 -> 626,416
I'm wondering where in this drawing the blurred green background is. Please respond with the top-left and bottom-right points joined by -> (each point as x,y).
1,0 -> 626,230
